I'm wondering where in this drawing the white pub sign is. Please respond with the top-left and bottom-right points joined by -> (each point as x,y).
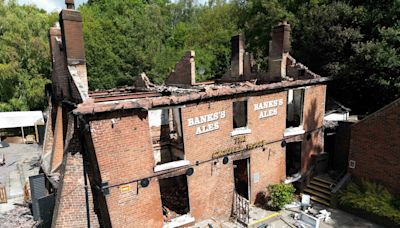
188,111 -> 226,135
254,98 -> 284,119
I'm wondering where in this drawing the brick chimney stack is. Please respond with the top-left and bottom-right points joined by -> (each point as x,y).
267,21 -> 291,82
230,35 -> 245,78
56,0 -> 89,101
48,24 -> 71,100
59,1 -> 85,65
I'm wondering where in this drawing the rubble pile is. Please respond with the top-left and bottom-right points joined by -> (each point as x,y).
0,206 -> 36,228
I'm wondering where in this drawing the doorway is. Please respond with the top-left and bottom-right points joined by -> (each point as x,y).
233,158 -> 250,200
286,142 -> 302,178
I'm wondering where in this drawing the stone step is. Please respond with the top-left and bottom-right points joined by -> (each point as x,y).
306,184 -> 331,195
310,180 -> 332,190
310,196 -> 330,206
313,176 -> 336,186
304,188 -> 331,201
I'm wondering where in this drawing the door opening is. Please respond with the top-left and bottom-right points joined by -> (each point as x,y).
233,158 -> 250,200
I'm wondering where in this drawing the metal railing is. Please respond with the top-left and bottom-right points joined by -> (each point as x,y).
232,190 -> 249,225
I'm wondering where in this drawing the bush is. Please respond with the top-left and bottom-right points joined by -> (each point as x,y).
268,183 -> 295,210
339,180 -> 400,226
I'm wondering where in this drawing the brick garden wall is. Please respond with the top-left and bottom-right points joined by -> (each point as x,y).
349,99 -> 400,195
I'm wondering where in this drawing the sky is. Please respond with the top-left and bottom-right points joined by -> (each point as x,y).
17,0 -> 88,12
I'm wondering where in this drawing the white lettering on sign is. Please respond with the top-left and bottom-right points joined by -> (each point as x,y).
188,111 -> 226,135
254,98 -> 284,119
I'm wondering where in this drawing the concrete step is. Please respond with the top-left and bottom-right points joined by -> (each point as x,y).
306,184 -> 331,195
310,196 -> 330,206
310,180 -> 332,190
304,188 -> 331,201
313,176 -> 336,186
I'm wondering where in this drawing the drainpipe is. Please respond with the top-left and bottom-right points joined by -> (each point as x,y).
83,155 -> 91,228
79,116 -> 91,228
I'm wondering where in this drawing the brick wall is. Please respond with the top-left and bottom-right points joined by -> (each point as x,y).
49,27 -> 71,101
88,110 -> 163,228
52,132 -> 99,227
83,85 -> 326,227
181,91 -> 287,220
165,51 -> 195,86
349,99 -> 400,195
301,85 -> 326,174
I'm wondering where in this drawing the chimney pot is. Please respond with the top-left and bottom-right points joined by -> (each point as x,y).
65,0 -> 75,9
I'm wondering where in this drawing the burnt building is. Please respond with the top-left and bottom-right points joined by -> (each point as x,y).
40,1 -> 330,227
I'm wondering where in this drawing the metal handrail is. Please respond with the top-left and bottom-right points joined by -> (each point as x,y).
232,190 -> 249,225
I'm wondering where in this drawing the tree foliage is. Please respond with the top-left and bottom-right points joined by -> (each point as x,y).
0,1 -> 57,111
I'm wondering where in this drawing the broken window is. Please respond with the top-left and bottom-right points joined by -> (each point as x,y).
233,100 -> 248,129
286,89 -> 304,128
159,175 -> 190,223
286,142 -> 302,178
149,108 -> 184,165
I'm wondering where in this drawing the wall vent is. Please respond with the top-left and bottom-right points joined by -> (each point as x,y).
349,160 -> 356,169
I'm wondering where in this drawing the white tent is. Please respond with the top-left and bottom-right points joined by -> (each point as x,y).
0,111 -> 44,143
0,111 -> 44,129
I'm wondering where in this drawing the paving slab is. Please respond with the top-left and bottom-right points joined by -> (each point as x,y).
0,143 -> 41,214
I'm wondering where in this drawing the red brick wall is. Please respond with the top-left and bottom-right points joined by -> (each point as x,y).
52,136 -> 99,227
301,85 -> 326,174
181,91 -> 287,220
84,85 -> 326,227
349,99 -> 400,195
89,110 -> 163,228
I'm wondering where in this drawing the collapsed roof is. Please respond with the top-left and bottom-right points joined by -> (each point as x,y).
49,5 -> 328,116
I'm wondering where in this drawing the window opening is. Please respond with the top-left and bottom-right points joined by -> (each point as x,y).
159,175 -> 190,222
149,108 -> 184,165
286,142 -> 302,178
233,101 -> 248,129
287,89 -> 304,128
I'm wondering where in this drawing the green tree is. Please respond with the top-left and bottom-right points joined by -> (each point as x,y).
238,0 -> 296,69
0,1 -> 57,111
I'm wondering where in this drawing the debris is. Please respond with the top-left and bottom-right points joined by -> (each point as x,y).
0,205 -> 36,228
301,194 -> 311,209
285,201 -> 301,209
316,209 -> 331,222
